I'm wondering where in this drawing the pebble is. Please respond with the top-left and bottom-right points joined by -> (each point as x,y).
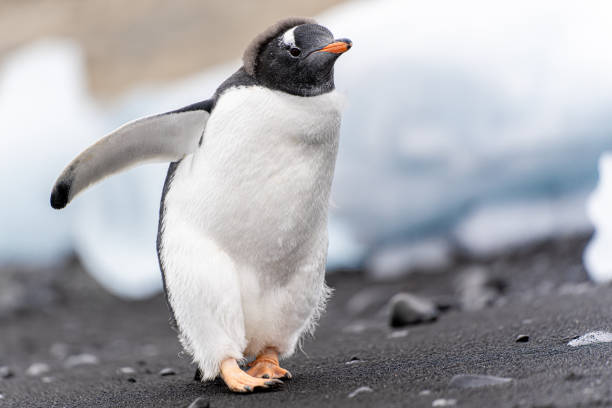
188,397 -> 210,408
449,374 -> 512,388
159,367 -> 176,376
419,390 -> 432,396
345,356 -> 362,365
565,372 -> 584,381
455,267 -> 505,311
348,386 -> 373,398
432,398 -> 457,407
516,334 -> 530,343
127,377 -> 136,383
388,329 -> 410,339
64,353 -> 99,368
0,366 -> 14,379
26,362 -> 50,377
0,393 -> 4,399
389,293 -> 438,327
118,367 -> 136,375
41,376 -> 54,383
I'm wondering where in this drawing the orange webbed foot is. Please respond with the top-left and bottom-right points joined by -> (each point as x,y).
219,358 -> 283,393
246,347 -> 292,380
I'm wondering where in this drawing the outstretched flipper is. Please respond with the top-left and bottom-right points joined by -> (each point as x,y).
50,99 -> 213,209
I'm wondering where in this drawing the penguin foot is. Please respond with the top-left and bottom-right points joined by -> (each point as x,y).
220,358 -> 283,393
246,347 -> 292,380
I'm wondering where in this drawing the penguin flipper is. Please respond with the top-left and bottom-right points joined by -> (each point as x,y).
50,99 -> 213,209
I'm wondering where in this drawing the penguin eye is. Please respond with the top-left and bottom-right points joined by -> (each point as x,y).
289,47 -> 301,57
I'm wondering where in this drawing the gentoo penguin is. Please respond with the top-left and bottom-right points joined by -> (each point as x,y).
50,17 -> 351,392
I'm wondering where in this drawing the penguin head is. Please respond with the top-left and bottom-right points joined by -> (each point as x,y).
243,17 -> 352,96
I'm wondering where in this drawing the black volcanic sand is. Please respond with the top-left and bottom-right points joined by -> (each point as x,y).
1,234 -> 612,408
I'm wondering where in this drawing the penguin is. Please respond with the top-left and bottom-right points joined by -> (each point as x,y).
50,17 -> 351,392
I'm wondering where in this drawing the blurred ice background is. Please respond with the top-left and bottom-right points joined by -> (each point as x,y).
1,0 -> 612,298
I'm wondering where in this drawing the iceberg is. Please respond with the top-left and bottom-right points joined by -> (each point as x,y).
584,153 -> 612,283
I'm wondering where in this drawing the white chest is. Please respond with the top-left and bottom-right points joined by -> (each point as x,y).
167,87 -> 344,266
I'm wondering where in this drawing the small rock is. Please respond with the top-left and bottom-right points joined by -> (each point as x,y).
64,354 -> 99,368
0,366 -> 14,379
345,356 -> 363,365
516,334 -> 530,343
455,267 -> 505,311
348,386 -> 373,398
419,390 -> 432,396
449,374 -> 512,388
388,329 -> 409,339
127,377 -> 136,383
159,367 -> 176,376
26,363 -> 50,377
389,293 -> 438,327
432,399 -> 457,407
118,367 -> 136,374
565,372 -> 584,381
0,393 -> 4,399
188,397 -> 210,408
41,376 -> 54,383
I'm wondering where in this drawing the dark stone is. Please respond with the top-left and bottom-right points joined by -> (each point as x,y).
564,372 -> 584,381
389,293 -> 438,328
455,267 -> 506,311
194,368 -> 203,382
127,378 -> 136,383
187,397 -> 210,408
159,367 -> 176,376
516,334 -> 530,343
0,366 -> 13,379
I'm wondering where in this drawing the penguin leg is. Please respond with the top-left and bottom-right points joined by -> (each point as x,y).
159,217 -> 247,383
246,347 -> 292,380
220,358 -> 283,392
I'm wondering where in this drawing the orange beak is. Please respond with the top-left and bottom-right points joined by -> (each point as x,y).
316,39 -> 352,54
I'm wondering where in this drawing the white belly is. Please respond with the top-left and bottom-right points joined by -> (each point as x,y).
168,86 -> 343,272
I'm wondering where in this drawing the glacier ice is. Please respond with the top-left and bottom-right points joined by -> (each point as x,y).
584,153 -> 612,283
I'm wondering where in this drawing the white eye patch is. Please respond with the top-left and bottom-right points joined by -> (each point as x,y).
281,26 -> 297,47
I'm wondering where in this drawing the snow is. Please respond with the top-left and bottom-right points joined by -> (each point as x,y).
2,0 -> 612,298
568,331 -> 612,347
584,153 -> 612,283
